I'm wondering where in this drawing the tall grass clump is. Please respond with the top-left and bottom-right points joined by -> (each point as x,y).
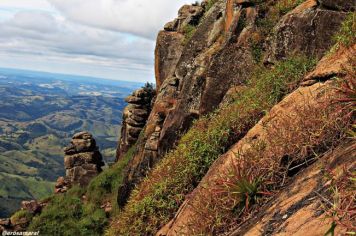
109,56 -> 316,235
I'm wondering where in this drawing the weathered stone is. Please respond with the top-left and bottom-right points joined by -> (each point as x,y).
56,132 -> 104,193
64,151 -> 102,169
116,86 -> 155,161
265,4 -> 347,63
303,44 -> 356,83
72,131 -> 92,140
125,95 -> 142,104
64,131 -> 96,155
157,46 -> 354,234
319,0 -> 356,11
155,31 -> 184,91
126,117 -> 145,127
177,5 -> 204,32
20,200 -> 42,214
164,20 -> 179,31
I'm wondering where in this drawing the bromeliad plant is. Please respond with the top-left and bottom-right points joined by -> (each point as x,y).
214,154 -> 273,217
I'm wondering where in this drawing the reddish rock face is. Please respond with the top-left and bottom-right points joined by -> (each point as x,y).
55,132 -> 104,193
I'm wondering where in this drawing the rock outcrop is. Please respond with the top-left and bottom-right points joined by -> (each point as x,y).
116,85 -> 155,161
116,0 -> 351,207
55,131 -> 104,193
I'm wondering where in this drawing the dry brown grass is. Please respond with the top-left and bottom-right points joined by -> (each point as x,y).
186,81 -> 353,234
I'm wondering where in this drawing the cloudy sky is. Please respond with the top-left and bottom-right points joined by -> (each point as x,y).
0,0 -> 195,82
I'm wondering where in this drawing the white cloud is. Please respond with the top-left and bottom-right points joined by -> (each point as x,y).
0,0 -> 196,82
48,0 -> 195,39
0,0 -> 55,13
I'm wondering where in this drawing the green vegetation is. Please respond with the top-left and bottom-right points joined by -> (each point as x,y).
109,56 -> 316,235
0,84 -> 124,216
332,12 -> 356,51
0,172 -> 54,217
86,146 -> 135,213
11,209 -> 33,223
205,0 -> 218,12
276,0 -> 304,15
182,24 -> 197,45
28,147 -> 135,236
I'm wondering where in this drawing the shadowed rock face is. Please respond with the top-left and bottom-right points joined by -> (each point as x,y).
55,131 -> 104,193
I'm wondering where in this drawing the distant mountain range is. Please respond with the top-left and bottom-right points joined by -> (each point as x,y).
0,68 -> 143,217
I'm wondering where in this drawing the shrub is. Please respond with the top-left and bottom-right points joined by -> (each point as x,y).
86,146 -> 134,205
324,166 -> 356,234
29,192 -> 86,236
109,56 -> 316,235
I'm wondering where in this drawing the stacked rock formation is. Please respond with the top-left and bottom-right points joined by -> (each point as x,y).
55,132 -> 104,193
116,84 -> 155,161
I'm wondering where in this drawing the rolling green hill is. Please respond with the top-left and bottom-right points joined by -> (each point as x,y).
0,73 -> 136,217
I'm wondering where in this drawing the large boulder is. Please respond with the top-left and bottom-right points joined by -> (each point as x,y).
55,132 -> 104,193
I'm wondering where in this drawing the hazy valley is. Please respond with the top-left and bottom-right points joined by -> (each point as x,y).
0,68 -> 142,217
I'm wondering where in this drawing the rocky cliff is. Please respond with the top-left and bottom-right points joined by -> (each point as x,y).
115,0 -> 354,206
5,0 -> 355,235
